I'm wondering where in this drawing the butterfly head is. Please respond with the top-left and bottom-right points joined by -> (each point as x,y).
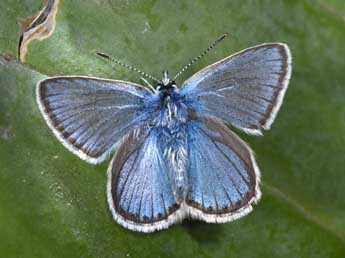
157,71 -> 177,91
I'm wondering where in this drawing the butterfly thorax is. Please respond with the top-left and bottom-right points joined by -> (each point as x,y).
152,85 -> 189,128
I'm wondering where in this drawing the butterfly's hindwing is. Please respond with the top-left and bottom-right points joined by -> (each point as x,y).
185,116 -> 261,222
36,76 -> 152,164
181,43 -> 292,135
107,127 -> 183,232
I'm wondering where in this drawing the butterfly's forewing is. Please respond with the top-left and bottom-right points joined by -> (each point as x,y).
107,128 -> 182,232
186,116 -> 261,222
37,76 -> 151,164
181,43 -> 292,135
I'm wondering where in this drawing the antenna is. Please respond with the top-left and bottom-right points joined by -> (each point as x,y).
96,52 -> 160,83
172,33 -> 228,81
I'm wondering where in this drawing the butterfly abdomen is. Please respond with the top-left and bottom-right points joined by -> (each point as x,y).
162,125 -> 189,201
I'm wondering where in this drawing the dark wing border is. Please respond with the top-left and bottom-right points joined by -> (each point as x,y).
254,44 -> 292,131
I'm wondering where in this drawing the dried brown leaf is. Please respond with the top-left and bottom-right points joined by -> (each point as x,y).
18,0 -> 59,62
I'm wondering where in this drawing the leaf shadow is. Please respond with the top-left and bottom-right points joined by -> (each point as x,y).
182,220 -> 225,244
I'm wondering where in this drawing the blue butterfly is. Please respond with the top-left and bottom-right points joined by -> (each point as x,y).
36,34 -> 292,232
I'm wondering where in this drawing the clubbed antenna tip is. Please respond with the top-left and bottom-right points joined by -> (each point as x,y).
217,33 -> 228,43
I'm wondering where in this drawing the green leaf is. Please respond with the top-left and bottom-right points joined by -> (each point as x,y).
1,0 -> 345,257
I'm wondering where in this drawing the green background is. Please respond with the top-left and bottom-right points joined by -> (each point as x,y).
1,0 -> 345,257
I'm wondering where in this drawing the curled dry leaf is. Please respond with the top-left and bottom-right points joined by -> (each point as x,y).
18,0 -> 59,62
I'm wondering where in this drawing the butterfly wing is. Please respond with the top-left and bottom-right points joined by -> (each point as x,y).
186,116 -> 261,222
37,76 -> 152,164
181,43 -> 292,135
107,128 -> 182,232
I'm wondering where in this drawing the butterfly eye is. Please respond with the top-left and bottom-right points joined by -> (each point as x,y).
170,81 -> 177,88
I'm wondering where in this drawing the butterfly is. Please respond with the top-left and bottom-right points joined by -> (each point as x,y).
36,34 -> 292,232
